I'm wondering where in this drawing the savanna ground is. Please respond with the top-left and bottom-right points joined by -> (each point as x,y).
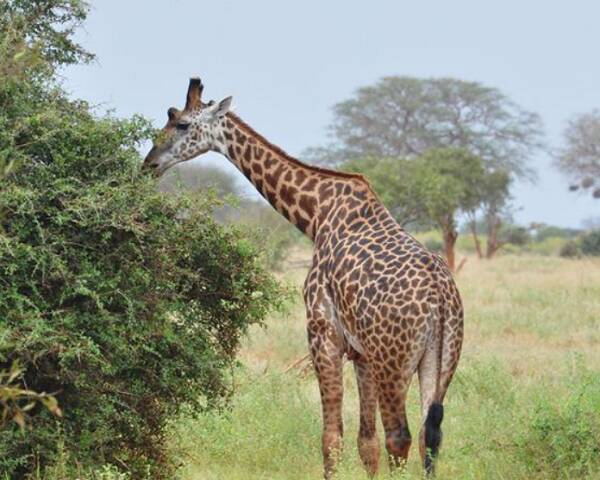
170,245 -> 600,480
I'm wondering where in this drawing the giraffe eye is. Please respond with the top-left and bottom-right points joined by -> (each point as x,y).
176,121 -> 190,131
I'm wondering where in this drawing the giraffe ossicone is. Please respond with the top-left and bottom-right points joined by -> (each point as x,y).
144,78 -> 464,478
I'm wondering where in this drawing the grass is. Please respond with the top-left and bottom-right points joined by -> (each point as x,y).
170,248 -> 600,479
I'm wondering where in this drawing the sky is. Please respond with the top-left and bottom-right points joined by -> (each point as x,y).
64,0 -> 599,228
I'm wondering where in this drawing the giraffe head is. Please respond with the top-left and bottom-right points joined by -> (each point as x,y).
143,77 -> 232,175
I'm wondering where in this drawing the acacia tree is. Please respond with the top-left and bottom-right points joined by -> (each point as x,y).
412,148 -> 485,270
305,76 -> 543,175
306,77 -> 543,253
464,169 -> 512,258
556,109 -> 600,199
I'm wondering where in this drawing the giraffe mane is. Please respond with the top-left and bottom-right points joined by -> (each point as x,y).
226,112 -> 377,192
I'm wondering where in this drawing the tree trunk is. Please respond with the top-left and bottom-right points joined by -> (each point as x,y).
469,218 -> 483,259
442,226 -> 458,271
485,214 -> 503,258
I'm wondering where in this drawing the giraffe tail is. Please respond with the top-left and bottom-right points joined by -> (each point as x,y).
423,293 -> 447,474
423,402 -> 443,474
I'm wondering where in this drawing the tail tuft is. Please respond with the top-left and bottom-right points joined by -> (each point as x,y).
424,402 -> 444,475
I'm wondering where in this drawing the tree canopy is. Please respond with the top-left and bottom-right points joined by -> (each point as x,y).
557,109 -> 600,199
305,76 -> 543,180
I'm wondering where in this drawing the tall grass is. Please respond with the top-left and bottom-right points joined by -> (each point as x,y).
172,250 -> 600,479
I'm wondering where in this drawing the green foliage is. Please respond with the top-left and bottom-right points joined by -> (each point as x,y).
502,226 -> 530,246
517,369 -> 600,478
535,225 -> 581,242
0,0 -> 93,181
0,2 -> 284,478
557,110 -> 600,199
0,0 -> 93,72
342,156 -> 430,226
0,105 -> 283,477
423,237 -> 443,254
475,169 -> 512,213
580,230 -> 600,256
414,148 -> 486,225
305,76 -> 543,181
560,240 -> 582,258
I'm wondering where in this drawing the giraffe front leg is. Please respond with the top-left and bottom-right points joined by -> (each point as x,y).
307,317 -> 345,479
354,357 -> 380,477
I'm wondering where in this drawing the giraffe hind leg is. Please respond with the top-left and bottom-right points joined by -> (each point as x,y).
375,370 -> 413,470
353,357 -> 380,477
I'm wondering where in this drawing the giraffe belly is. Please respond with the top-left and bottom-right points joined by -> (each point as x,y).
331,301 -> 365,358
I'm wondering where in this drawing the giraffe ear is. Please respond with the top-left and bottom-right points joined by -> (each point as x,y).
212,96 -> 232,118
167,107 -> 179,121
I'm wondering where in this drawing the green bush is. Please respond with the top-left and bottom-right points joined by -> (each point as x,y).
0,110 -> 283,478
560,240 -> 581,258
503,226 -> 530,246
423,237 -> 444,254
0,21 -> 284,477
580,230 -> 600,256
535,225 -> 581,242
0,4 -> 283,477
517,371 -> 600,478
0,3 -> 284,478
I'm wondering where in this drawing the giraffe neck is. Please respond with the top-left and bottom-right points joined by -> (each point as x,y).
215,113 -> 373,240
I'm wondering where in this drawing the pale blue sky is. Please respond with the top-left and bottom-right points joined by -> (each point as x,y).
65,0 -> 599,228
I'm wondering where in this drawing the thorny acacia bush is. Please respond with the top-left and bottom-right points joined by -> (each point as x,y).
0,97 -> 284,478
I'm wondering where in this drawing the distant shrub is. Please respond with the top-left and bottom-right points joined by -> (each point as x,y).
456,233 -> 480,254
559,240 -> 581,258
503,226 -> 530,246
580,230 -> 600,256
535,225 -> 581,242
423,237 -> 444,253
526,236 -> 568,256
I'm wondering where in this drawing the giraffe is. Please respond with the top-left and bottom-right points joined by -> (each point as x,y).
144,78 -> 464,478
